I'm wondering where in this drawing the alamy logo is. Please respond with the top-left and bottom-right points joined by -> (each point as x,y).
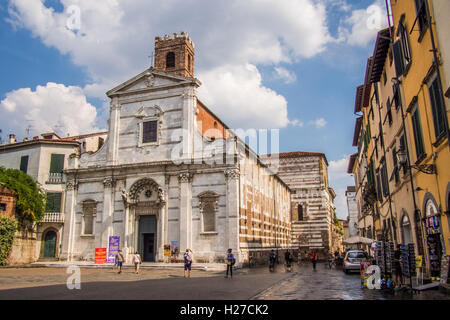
66,5 -> 81,31
366,265 -> 381,290
66,265 -> 81,290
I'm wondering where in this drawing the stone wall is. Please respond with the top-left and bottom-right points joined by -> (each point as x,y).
8,231 -> 37,265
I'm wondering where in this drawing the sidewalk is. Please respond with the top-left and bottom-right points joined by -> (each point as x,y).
28,261 -> 227,271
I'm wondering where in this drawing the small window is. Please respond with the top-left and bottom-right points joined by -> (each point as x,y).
49,154 -> 65,174
414,0 -> 428,34
298,204 -> 303,221
20,155 -> 29,173
411,108 -> 425,159
166,52 -> 175,68
188,54 -> 192,72
98,137 -> 104,150
142,120 -> 158,143
82,200 -> 96,235
0,203 -> 6,211
428,76 -> 446,139
46,192 -> 62,213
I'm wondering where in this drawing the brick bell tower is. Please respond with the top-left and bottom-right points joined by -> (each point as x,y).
154,32 -> 194,78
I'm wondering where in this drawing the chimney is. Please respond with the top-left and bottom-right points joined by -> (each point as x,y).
9,134 -> 16,144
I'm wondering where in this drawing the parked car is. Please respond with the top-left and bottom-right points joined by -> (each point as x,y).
343,250 -> 369,274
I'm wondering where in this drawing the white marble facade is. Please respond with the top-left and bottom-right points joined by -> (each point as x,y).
60,68 -> 267,265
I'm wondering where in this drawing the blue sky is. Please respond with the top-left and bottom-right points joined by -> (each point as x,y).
0,0 -> 390,218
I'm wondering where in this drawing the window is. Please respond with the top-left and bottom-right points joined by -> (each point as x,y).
414,0 -> 428,34
98,137 -> 104,150
399,135 -> 407,174
381,163 -> 389,197
166,52 -> 175,68
428,76 -> 446,140
49,154 -> 64,174
376,172 -> 383,202
386,98 -> 393,125
198,192 -> 218,233
82,200 -> 96,235
188,54 -> 192,72
142,120 -> 158,144
393,21 -> 411,77
46,192 -> 62,213
393,83 -> 401,111
391,147 -> 399,184
298,204 -> 303,221
0,203 -> 6,211
20,155 -> 29,173
411,107 -> 425,160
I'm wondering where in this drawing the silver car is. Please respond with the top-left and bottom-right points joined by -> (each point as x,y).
343,250 -> 369,274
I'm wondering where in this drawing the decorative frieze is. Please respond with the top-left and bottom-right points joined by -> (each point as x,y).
224,168 -> 240,180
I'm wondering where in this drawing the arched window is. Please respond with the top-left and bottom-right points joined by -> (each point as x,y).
198,191 -> 219,233
298,204 -> 303,221
82,200 -> 97,235
166,52 -> 175,68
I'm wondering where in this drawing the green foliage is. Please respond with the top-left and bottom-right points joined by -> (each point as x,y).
0,167 -> 46,223
0,217 -> 17,266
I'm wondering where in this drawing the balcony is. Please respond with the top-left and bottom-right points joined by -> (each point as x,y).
41,212 -> 65,223
46,172 -> 63,184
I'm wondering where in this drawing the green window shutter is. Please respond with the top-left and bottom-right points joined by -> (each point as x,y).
393,40 -> 405,78
428,78 -> 446,139
46,193 -> 62,212
20,155 -> 29,173
50,154 -> 65,173
411,109 -> 425,159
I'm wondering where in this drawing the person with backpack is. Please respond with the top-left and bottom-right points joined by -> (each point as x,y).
184,249 -> 193,278
225,248 -> 235,278
115,250 -> 124,274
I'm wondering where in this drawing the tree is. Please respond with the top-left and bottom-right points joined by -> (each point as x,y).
0,167 -> 46,224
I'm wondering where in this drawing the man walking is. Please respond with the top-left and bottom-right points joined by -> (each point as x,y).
310,251 -> 318,270
225,248 -> 235,278
115,250 -> 124,274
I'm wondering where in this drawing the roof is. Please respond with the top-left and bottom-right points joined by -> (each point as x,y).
352,116 -> 363,147
347,153 -> 358,174
64,131 -> 108,140
346,186 -> 356,192
271,151 -> 329,166
367,28 -> 392,83
0,138 -> 80,151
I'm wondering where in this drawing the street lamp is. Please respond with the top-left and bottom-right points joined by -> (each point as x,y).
396,149 -> 437,175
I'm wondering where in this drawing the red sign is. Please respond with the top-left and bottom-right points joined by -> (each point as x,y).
95,248 -> 107,264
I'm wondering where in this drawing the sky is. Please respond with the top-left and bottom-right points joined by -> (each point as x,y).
0,0 -> 391,219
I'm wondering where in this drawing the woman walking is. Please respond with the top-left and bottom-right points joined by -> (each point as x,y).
225,248 -> 235,278
133,251 -> 142,274
184,249 -> 193,278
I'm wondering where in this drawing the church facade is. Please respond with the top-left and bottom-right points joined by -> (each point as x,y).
60,33 -> 292,265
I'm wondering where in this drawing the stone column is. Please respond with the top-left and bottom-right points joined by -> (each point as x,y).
107,97 -> 120,166
225,168 -> 240,264
102,177 -> 115,251
179,172 -> 193,252
181,88 -> 196,159
61,179 -> 78,261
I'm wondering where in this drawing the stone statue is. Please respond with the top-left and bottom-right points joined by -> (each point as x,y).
157,187 -> 166,203
121,189 -> 130,205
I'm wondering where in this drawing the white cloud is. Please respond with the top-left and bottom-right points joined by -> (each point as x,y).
289,119 -> 304,128
337,0 -> 389,47
328,156 -> 355,219
197,64 -> 289,129
273,67 -> 297,84
309,118 -> 327,128
0,82 -> 102,140
6,0 -> 333,129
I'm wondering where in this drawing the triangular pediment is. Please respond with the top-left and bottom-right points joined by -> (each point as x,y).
106,68 -> 201,97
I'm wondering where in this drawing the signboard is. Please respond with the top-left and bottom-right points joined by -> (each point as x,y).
95,248 -> 107,264
164,244 -> 171,256
416,255 -> 423,268
107,236 -> 120,263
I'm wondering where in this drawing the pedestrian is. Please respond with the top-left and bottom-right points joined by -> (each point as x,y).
225,248 -> 235,278
269,250 -> 276,272
393,247 -> 403,287
133,251 -> 142,274
297,251 -> 302,265
310,251 -> 318,270
184,249 -> 193,278
285,250 -> 292,272
115,249 -> 124,274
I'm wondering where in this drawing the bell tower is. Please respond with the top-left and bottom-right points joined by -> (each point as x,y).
154,32 -> 195,78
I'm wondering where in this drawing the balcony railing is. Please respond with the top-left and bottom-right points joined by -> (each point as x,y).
47,172 -> 63,184
42,212 -> 65,223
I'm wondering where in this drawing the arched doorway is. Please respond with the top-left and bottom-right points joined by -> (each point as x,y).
43,230 -> 57,258
401,214 -> 413,244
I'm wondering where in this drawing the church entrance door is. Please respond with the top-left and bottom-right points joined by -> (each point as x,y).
138,215 -> 157,262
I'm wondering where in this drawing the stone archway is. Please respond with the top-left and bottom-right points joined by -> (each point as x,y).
124,178 -> 166,262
